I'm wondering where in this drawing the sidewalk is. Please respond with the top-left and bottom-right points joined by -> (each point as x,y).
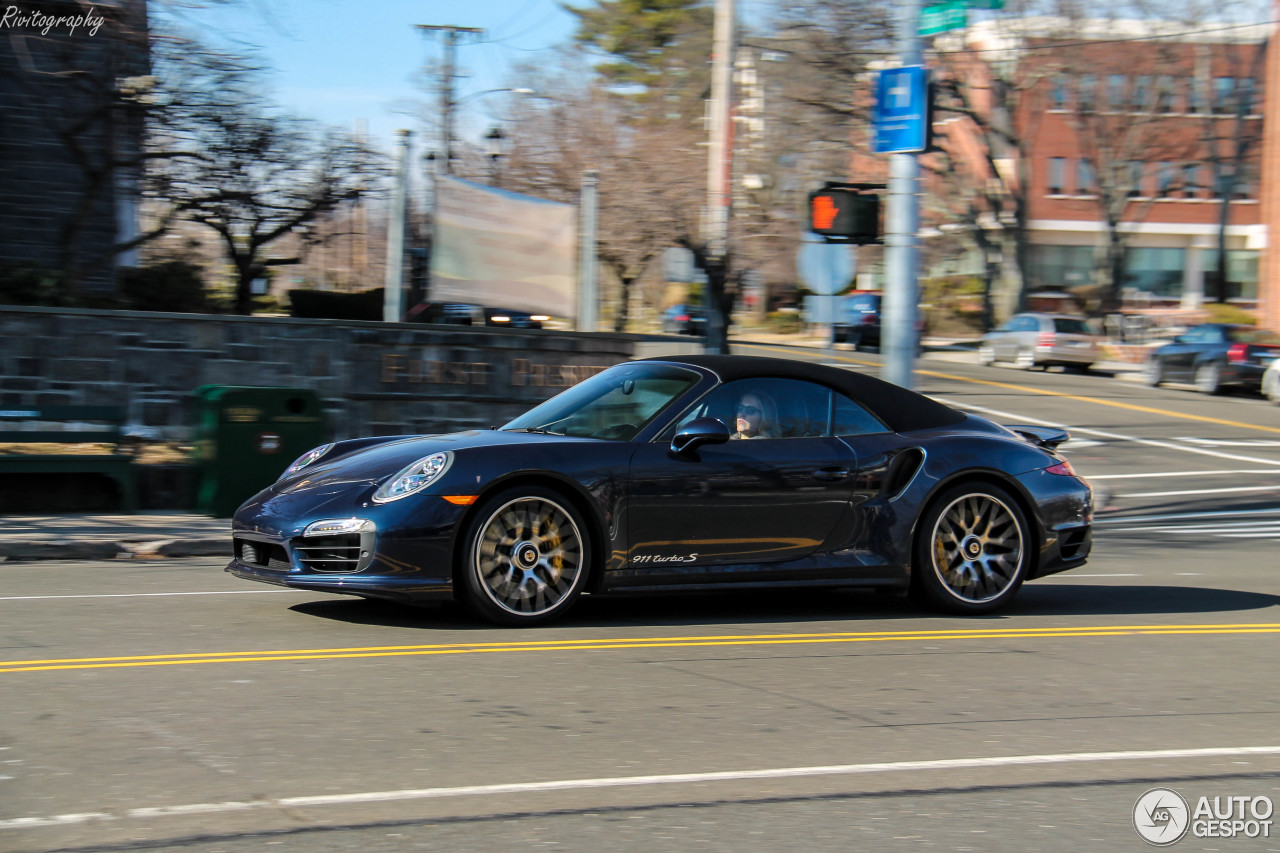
0,513 -> 230,561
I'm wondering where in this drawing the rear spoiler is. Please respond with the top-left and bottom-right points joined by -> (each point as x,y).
1007,424 -> 1070,450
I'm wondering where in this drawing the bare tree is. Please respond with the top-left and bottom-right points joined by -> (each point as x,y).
147,52 -> 383,313
500,67 -> 704,332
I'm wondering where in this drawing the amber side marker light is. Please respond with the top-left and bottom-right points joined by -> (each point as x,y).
442,495 -> 479,506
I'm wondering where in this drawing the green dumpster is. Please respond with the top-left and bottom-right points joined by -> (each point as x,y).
191,386 -> 328,517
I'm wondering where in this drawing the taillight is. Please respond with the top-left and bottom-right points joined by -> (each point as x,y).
1045,459 -> 1076,476
675,314 -> 689,323
1037,332 -> 1056,348
861,314 -> 877,326
1228,343 -> 1249,364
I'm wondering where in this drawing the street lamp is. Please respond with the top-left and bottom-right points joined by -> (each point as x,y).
485,126 -> 507,186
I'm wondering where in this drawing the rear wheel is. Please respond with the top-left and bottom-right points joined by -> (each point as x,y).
1195,361 -> 1223,395
1144,358 -> 1163,387
913,483 -> 1029,614
460,487 -> 590,626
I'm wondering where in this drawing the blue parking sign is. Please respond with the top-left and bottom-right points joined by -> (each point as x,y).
873,66 -> 930,154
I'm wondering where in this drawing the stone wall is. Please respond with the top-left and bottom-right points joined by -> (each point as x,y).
0,306 -> 700,441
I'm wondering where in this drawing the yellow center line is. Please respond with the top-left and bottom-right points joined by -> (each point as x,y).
3,623 -> 1278,673
743,343 -> 1280,435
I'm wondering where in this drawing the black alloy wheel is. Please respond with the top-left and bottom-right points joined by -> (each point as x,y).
913,482 -> 1030,614
461,487 -> 591,626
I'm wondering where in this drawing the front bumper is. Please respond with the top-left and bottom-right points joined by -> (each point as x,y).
226,489 -> 467,604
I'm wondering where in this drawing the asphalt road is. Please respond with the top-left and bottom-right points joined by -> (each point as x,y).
3,348 -> 1280,853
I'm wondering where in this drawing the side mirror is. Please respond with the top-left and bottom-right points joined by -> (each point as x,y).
671,417 -> 731,455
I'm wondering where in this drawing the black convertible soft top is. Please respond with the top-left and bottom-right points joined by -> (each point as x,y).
642,354 -> 966,434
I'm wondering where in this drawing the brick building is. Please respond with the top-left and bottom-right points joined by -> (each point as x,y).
933,17 -> 1271,318
0,0 -> 150,294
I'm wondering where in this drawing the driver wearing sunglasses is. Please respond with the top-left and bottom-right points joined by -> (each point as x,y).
732,391 -> 774,440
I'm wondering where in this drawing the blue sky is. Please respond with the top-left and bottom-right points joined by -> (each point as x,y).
163,0 -> 580,152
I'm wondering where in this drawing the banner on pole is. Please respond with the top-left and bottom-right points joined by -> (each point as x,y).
430,177 -> 577,319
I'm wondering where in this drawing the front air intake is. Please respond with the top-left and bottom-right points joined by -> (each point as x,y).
293,534 -> 367,573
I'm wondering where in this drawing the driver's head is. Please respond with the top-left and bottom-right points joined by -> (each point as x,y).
736,392 -> 766,437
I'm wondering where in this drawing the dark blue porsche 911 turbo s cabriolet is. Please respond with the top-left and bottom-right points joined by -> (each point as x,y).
227,355 -> 1092,625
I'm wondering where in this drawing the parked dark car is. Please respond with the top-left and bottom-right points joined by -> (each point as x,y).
482,307 -> 547,329
227,355 -> 1093,626
661,304 -> 707,336
978,314 -> 1102,371
406,302 -> 545,329
832,291 -> 882,349
1144,323 -> 1280,394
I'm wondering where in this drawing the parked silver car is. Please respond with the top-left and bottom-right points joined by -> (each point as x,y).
978,313 -> 1102,371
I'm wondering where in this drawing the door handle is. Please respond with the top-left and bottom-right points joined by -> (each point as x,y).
812,467 -> 850,481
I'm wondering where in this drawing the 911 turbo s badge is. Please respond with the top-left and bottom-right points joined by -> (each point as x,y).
631,553 -> 699,564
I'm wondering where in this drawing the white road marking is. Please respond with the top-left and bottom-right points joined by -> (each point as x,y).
0,591 -> 299,602
1057,573 -> 1143,577
4,746 -> 1278,830
1095,508 -> 1280,525
1120,484 -> 1280,499
1087,469 -> 1280,481
1179,438 -> 1280,448
936,399 -> 1280,467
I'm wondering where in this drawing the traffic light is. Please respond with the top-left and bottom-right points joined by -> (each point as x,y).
808,187 -> 881,244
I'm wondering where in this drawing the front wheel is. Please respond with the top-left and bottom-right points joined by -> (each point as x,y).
913,483 -> 1030,614
1014,348 -> 1036,370
977,344 -> 995,366
460,487 -> 591,626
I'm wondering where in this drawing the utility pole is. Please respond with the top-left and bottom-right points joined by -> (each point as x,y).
416,25 -> 483,176
383,130 -> 412,323
883,0 -> 923,390
704,0 -> 735,353
578,171 -> 599,333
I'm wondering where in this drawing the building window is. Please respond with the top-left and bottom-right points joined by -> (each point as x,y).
1155,75 -> 1176,113
1214,76 -> 1235,113
1078,74 -> 1097,112
1182,164 -> 1201,198
1107,74 -> 1127,110
1203,249 -> 1259,300
1051,75 -> 1068,109
1123,247 -> 1185,298
1238,77 -> 1256,115
1049,157 -> 1067,195
1132,75 -> 1152,111
1077,159 -> 1096,194
1128,161 -> 1145,197
1029,245 -> 1095,289
1156,162 -> 1175,197
1187,77 -> 1205,114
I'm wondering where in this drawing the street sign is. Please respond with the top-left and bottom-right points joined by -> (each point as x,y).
920,0 -> 967,35
872,66 -> 930,154
968,0 -> 1004,8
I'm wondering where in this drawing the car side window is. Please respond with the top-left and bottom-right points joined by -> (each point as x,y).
832,392 -> 889,436
665,378 -> 840,440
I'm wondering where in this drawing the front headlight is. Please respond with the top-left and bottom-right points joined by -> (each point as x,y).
280,443 -> 335,481
371,451 -> 453,503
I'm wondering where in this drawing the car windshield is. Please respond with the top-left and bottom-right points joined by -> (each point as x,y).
502,363 -> 702,441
